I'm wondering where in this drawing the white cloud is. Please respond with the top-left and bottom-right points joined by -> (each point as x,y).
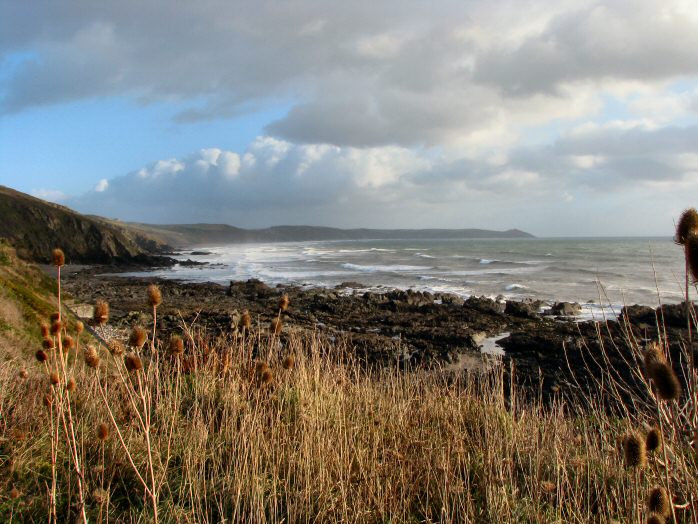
31,188 -> 66,202
94,178 -> 108,192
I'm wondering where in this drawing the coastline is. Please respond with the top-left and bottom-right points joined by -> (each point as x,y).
61,265 -> 693,402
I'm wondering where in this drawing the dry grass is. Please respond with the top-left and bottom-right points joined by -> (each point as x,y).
0,245 -> 696,522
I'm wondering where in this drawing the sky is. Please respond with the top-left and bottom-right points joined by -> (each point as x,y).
2,0 -> 698,236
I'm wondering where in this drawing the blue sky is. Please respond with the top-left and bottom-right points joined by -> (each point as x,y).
2,0 -> 698,236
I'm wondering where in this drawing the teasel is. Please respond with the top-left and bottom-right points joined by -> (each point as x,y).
107,339 -> 125,356
124,353 -> 143,372
40,323 -> 50,338
271,317 -> 283,335
62,335 -> 75,350
644,342 -> 666,373
43,393 -> 53,407
66,377 -> 76,392
649,361 -> 682,401
240,310 -> 252,331
646,513 -> 666,524
18,369 -> 28,380
675,208 -> 698,245
96,422 -> 110,442
645,427 -> 662,452
255,361 -> 269,376
686,233 -> 698,282
93,300 -> 109,325
84,345 -> 100,369
49,372 -> 60,386
128,326 -> 148,349
9,486 -> 20,500
647,486 -> 671,518
282,355 -> 295,370
51,248 -> 65,267
42,337 -> 54,350
35,349 -> 48,363
50,320 -> 62,336
279,294 -> 289,312
75,320 -> 84,334
260,369 -> 273,387
168,335 -> 184,356
147,284 -> 162,308
622,432 -> 647,469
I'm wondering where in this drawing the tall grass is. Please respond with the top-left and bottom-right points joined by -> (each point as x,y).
0,246 -> 696,522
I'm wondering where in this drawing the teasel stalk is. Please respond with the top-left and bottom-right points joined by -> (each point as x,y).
148,284 -> 161,353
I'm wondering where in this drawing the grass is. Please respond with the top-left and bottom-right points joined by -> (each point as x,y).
0,242 -> 696,523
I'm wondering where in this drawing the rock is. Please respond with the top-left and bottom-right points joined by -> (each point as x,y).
505,300 -> 541,319
335,281 -> 365,290
619,304 -> 656,325
464,296 -> 505,315
547,301 -> 582,317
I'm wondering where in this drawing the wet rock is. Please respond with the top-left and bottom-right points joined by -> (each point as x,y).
464,296 -> 505,315
505,300 -> 541,319
547,301 -> 582,317
619,304 -> 656,325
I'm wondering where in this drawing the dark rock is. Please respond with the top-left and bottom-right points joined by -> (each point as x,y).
464,296 -> 505,315
547,301 -> 582,316
335,281 -> 366,289
619,304 -> 656,325
505,300 -> 541,319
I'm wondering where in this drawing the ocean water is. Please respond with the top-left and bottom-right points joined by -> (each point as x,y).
123,237 -> 687,317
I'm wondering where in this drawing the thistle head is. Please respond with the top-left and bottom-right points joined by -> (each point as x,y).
647,486 -> 671,517
147,284 -> 162,308
96,422 -> 110,442
646,427 -> 662,452
168,335 -> 184,356
93,300 -> 109,325
84,345 -> 100,369
128,326 -> 148,349
124,353 -> 143,372
649,361 -> 682,401
279,294 -> 290,312
51,248 -> 65,267
622,432 -> 647,469
107,339 -> 125,356
675,208 -> 698,245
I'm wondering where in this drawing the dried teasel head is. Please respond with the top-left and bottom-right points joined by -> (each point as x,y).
52,248 -> 65,267
647,486 -> 671,517
50,320 -> 62,336
649,361 -> 682,401
279,294 -> 289,312
686,233 -> 698,282
93,300 -> 109,325
40,323 -> 50,338
107,339 -> 125,356
646,513 -> 667,524
66,377 -> 76,392
128,326 -> 148,349
124,353 -> 143,372
42,337 -> 54,350
168,335 -> 184,356
675,208 -> 698,245
282,355 -> 295,370
9,486 -> 20,500
240,310 -> 252,330
644,342 -> 666,373
35,349 -> 48,363
49,372 -> 60,386
147,284 -> 162,308
646,427 -> 662,452
96,422 -> 110,442
75,321 -> 84,334
622,432 -> 647,469
84,345 -> 100,369
260,369 -> 273,387
62,335 -> 75,350
18,369 -> 28,380
255,361 -> 269,376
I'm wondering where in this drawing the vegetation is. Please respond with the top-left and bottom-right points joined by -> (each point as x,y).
0,219 -> 697,523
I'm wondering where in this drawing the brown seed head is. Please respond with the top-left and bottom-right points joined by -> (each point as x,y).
129,326 -> 148,349
240,310 -> 252,329
42,337 -> 54,350
35,349 -> 48,363
644,342 -> 667,373
282,355 -> 295,370
9,486 -> 20,500
168,335 -> 184,355
50,312 -> 60,323
147,284 -> 162,308
49,372 -> 60,386
646,513 -> 666,524
623,432 -> 647,469
260,369 -> 273,386
92,488 -> 108,504
255,361 -> 269,376
646,427 -> 662,452
93,300 -> 109,325
75,321 -> 84,334
84,345 -> 100,369
66,377 -> 76,392
647,486 -> 671,517
107,339 -> 125,356
279,294 -> 289,311
125,353 -> 143,372
50,320 -> 62,336
686,234 -> 698,282
97,422 -> 110,442
18,369 -> 28,380
52,248 -> 65,267
675,208 -> 698,245
649,362 -> 682,401
40,323 -> 50,338
62,335 -> 75,349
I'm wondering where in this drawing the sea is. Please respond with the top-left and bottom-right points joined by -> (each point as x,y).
123,237 -> 687,320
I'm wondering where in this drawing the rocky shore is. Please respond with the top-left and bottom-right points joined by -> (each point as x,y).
62,268 -> 695,405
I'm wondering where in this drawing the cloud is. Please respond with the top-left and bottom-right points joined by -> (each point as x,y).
31,188 -> 67,202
